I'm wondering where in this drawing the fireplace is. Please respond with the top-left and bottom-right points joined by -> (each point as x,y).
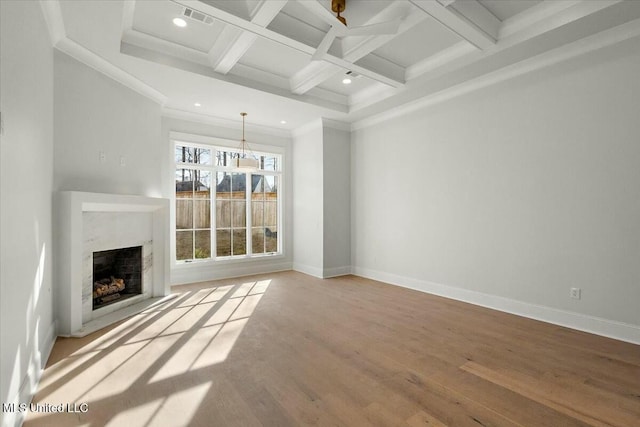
92,246 -> 143,310
56,191 -> 170,337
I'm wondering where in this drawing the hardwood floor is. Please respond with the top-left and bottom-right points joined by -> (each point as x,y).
26,271 -> 640,426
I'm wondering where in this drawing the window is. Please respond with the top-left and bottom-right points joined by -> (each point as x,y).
175,141 -> 281,262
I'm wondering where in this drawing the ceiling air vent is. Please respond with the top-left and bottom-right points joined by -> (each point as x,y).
183,8 -> 214,25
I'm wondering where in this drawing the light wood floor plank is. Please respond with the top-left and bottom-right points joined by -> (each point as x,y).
25,271 -> 640,426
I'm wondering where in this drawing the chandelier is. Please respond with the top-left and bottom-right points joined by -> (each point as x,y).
234,112 -> 259,170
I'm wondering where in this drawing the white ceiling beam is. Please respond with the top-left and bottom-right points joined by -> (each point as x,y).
174,0 -> 404,88
290,62 -> 343,95
291,3 -> 425,95
39,0 -> 66,45
212,31 -> 258,74
409,0 -> 497,49
500,0 -> 621,40
448,0 -> 500,40
250,0 -> 288,27
121,40 -> 347,112
207,26 -> 242,69
121,0 -> 136,33
342,9 -> 427,63
210,0 -> 288,74
404,41 -> 476,80
405,0 -> 624,83
123,28 -> 211,66
354,54 -> 405,84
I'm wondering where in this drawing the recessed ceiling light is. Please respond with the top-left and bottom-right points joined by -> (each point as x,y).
194,102 -> 201,107
173,18 -> 187,28
342,78 -> 352,85
280,120 -> 287,124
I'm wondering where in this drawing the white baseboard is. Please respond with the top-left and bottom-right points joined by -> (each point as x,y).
352,266 -> 640,345
322,266 -> 352,278
292,262 -> 323,278
171,261 -> 293,286
2,320 -> 57,427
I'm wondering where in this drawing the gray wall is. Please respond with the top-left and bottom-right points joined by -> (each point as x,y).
54,52 -> 163,197
292,120 -> 351,278
1,2 -> 56,426
351,38 -> 640,333
292,121 -> 324,276
322,125 -> 351,276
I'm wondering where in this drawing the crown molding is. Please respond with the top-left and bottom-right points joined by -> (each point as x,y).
321,118 -> 351,132
56,38 -> 168,105
39,0 -> 167,105
405,42 -> 477,81
291,118 -> 323,138
290,117 -> 349,138
122,28 -> 211,67
39,0 -> 65,46
352,17 -> 640,131
162,107 -> 292,139
499,0 -> 582,39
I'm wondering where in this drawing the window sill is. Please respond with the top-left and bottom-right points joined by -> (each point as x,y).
173,252 -> 285,269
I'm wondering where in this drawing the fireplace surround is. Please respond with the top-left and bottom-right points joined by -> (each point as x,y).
56,191 -> 170,336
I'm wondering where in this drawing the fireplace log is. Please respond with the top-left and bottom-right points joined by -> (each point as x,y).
93,276 -> 126,299
99,293 -> 121,303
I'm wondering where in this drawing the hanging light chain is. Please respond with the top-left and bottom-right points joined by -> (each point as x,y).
241,112 -> 247,157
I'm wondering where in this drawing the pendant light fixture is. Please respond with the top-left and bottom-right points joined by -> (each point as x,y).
234,112 -> 259,170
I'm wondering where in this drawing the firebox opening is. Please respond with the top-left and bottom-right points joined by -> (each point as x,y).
92,246 -> 143,310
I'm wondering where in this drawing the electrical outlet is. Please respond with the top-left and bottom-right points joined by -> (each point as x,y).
120,156 -> 126,167
99,151 -> 106,162
570,287 -> 581,300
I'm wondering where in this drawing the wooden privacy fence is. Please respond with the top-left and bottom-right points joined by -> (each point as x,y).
176,191 -> 277,230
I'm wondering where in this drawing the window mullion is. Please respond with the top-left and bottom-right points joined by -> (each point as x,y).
212,162 -> 217,258
191,182 -> 199,261
246,172 -> 252,256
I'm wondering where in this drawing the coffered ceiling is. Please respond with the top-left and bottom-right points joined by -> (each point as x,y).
43,0 -> 640,131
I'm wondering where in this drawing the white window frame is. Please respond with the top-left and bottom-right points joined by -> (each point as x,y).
171,133 -> 284,266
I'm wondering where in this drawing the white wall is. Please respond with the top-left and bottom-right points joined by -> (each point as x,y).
0,2 -> 56,426
54,52 -> 162,197
292,120 -> 351,278
322,124 -> 351,277
352,38 -> 640,342
292,120 -> 324,277
162,117 -> 293,284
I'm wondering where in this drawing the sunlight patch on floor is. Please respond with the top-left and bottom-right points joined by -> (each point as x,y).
192,318 -> 249,369
105,399 -> 164,427
162,302 -> 216,336
231,281 -> 256,298
124,306 -> 191,343
149,323 -> 223,384
202,297 -> 242,327
229,294 -> 263,321
147,382 -> 212,427
78,310 -> 157,353
249,280 -> 271,295
36,349 -> 101,398
27,279 -> 273,426
103,381 -> 212,427
81,334 -> 182,402
201,285 -> 234,303
178,288 -> 217,308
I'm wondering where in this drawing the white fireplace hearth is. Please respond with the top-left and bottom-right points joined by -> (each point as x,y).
56,191 -> 170,337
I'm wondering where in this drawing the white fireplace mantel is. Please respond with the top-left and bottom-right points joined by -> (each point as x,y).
56,191 -> 170,336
